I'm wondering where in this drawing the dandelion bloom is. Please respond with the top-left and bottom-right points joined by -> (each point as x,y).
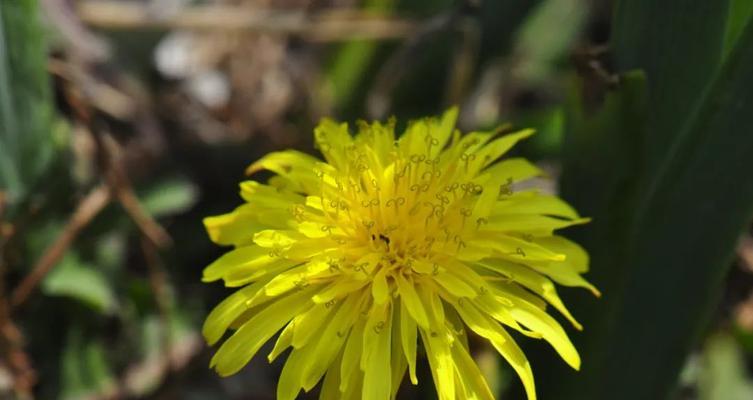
202,108 -> 598,400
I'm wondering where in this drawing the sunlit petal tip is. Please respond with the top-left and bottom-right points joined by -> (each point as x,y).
513,128 -> 536,139
572,319 -> 584,331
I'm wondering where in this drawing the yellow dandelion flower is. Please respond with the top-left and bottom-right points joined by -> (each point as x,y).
201,107 -> 598,400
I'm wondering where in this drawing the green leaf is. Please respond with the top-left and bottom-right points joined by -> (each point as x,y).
139,176 -> 199,218
541,11 -> 753,400
0,0 -> 57,205
42,252 -> 118,314
611,0 -> 730,175
609,20 -> 753,398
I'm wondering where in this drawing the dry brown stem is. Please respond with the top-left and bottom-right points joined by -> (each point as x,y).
10,184 -> 111,308
77,1 -> 417,41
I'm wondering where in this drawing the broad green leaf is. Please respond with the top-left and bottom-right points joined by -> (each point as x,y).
611,0 -> 730,175
541,12 -> 753,400
607,21 -> 753,398
42,252 -> 117,314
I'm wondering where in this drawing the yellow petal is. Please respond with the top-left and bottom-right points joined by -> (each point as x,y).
371,268 -> 390,304
477,259 -> 582,329
264,261 -> 331,297
417,283 -> 445,327
202,279 -> 266,345
302,292 -> 366,390
472,292 -> 543,339
452,300 -> 536,400
483,215 -> 591,236
508,298 -> 581,370
340,319 -> 365,393
474,129 -> 535,172
268,320 -> 296,362
246,150 -> 323,193
475,158 -> 543,185
202,245 -> 271,282
450,335 -> 495,400
469,234 -> 566,263
489,280 -> 547,310
395,275 -> 430,329
399,298 -> 419,385
390,305 -> 408,398
246,149 -> 320,176
314,119 -> 353,169
419,327 -> 455,400
277,344 -> 316,400
424,106 -> 459,158
535,236 -> 590,272
221,258 -> 299,287
210,286 -> 317,376
313,279 -> 368,304
203,209 -> 266,246
494,328 -> 537,400
239,180 -> 304,206
355,119 -> 395,165
493,192 -> 580,219
319,351 -> 344,400
253,229 -> 301,248
398,119 -> 430,158
433,268 -> 478,298
361,302 -> 393,400
449,297 -> 507,346
298,220 -> 346,239
292,304 -> 333,348
527,237 -> 599,296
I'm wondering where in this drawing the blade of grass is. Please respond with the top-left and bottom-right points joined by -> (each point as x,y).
0,0 -> 56,208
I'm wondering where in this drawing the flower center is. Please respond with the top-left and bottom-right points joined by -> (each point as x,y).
312,147 -> 485,280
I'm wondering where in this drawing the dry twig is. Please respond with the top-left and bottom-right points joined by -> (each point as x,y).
76,1 -> 417,41
97,134 -> 173,249
10,184 -> 111,308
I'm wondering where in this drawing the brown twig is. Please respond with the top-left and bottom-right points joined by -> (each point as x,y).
10,184 -> 111,308
54,55 -> 172,249
96,134 -> 173,249
76,1 -> 418,41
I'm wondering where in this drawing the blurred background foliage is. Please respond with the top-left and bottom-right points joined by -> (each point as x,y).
1,0 -> 752,399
